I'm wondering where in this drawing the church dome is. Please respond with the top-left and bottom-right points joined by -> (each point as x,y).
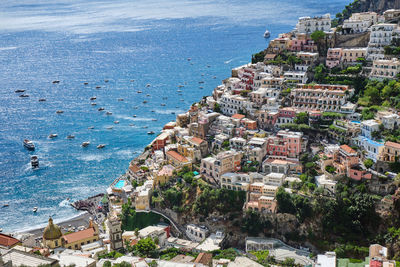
43,217 -> 62,240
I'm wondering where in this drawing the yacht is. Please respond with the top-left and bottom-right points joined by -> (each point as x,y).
199,81 -> 204,84
52,80 -> 60,84
129,123 -> 135,126
146,84 -> 151,87
106,112 -> 112,115
152,119 -> 157,121
161,103 -> 166,106
213,76 -> 216,79
104,79 -> 109,83
91,103 -> 97,106
15,89 -> 25,93
39,98 -> 46,102
137,91 -> 142,93
84,82 -> 89,85
23,139 -> 35,151
56,110 -> 64,114
96,86 -> 101,89
133,115 -> 137,118
33,207 -> 38,212
88,126 -> 94,129
151,110 -> 155,113
97,144 -> 106,149
130,79 -> 135,82
48,134 -> 58,139
146,94 -> 150,97
147,131 -> 155,135
177,90 -> 182,92
98,107 -> 105,111
143,100 -> 148,104
264,29 -> 270,38
67,135 -> 75,139
106,126 -> 113,130
19,94 -> 29,98
81,141 -> 90,147
114,121 -> 119,124
31,155 -> 39,169
187,58 -> 191,61
90,96 -> 96,100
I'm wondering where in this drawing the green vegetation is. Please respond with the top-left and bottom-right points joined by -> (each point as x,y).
241,210 -> 272,235
276,187 -> 312,222
214,103 -> 221,113
325,165 -> 336,174
252,50 -> 266,64
359,80 -> 400,109
280,123 -> 311,133
135,237 -> 157,257
363,159 -> 373,169
212,248 -> 239,261
294,112 -> 309,125
98,250 -> 124,259
120,199 -> 164,230
334,244 -> 369,259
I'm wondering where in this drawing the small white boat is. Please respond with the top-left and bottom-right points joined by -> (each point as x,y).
133,115 -> 137,118
114,121 -> 119,124
152,119 -> 157,121
33,207 -> 38,212
130,79 -> 135,82
199,81 -> 204,84
177,90 -> 182,92
106,112 -> 112,115
199,86 -> 203,89
142,126 -> 148,129
0,228 -> 2,232
161,103 -> 166,106
146,94 -> 150,97
129,123 -> 135,126
82,141 -> 90,147
147,131 -> 155,135
19,94 -> 29,98
213,76 -> 216,79
133,106 -> 138,109
56,110 -> 64,114
104,79 -> 109,83
97,144 -> 106,149
146,84 -> 151,87
151,110 -> 155,113
48,134 -> 58,139
23,139 -> 35,151
178,85 -> 184,88
137,91 -> 142,93
106,126 -> 113,130
264,29 -> 270,38
187,58 -> 191,61
88,126 -> 94,129
31,155 -> 39,169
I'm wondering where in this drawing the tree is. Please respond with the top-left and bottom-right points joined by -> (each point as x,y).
314,64 -> 327,83
364,159 -> 373,169
282,257 -> 296,266
294,112 -> 309,125
311,30 -> 326,54
214,103 -> 221,113
103,261 -> 111,267
276,187 -> 295,214
136,237 -> 157,257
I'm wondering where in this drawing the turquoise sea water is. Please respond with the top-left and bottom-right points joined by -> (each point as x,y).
0,0 -> 350,232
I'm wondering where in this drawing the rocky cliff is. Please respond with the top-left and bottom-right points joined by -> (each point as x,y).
347,0 -> 400,14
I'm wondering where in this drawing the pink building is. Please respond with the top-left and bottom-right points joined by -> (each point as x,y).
289,36 -> 317,52
332,145 -> 372,181
326,48 -> 343,68
266,130 -> 303,159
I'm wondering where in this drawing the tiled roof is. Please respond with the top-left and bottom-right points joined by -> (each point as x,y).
0,234 -> 20,248
191,137 -> 205,145
340,144 -> 356,154
129,164 -> 140,172
231,114 -> 245,120
194,252 -> 213,265
63,228 -> 95,244
386,141 -> 400,149
166,150 -> 188,163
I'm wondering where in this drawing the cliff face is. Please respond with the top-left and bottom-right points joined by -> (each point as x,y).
354,0 -> 400,13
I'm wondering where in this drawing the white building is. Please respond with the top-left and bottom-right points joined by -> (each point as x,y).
370,58 -> 400,80
138,225 -> 168,246
361,119 -> 381,139
186,224 -> 208,242
263,173 -> 286,186
296,14 -> 331,34
219,94 -> 254,116
367,23 -> 398,60
220,172 -> 250,191
343,12 -> 377,34
315,174 -> 337,194
316,252 -> 337,267
283,71 -> 308,84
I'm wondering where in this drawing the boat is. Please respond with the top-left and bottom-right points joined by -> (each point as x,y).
146,94 -> 150,97
91,103 -> 97,106
147,131 -> 155,135
152,119 -> 157,121
56,110 -> 64,114
178,85 -> 184,88
213,76 -> 216,79
198,81 -> 204,84
48,134 -> 58,139
23,139 -> 35,151
199,86 -> 203,89
104,79 -> 109,83
15,89 -> 25,93
33,207 -> 38,212
88,126 -> 94,129
171,111 -> 176,114
0,228 -> 2,232
162,97 -> 168,100
84,82 -> 89,85
146,84 -> 151,87
106,126 -> 113,130
133,106 -> 139,109
31,155 -> 39,169
52,80 -> 60,84
142,126 -> 148,129
97,144 -> 106,149
106,112 -> 112,115
180,99 -> 184,101
81,141 -> 90,147
67,135 -> 75,139
96,86 -> 101,89
187,58 -> 191,61
151,110 -> 155,113
263,29 -> 270,38
177,90 -> 182,92
98,107 -> 105,111
207,65 -> 211,68
39,98 -> 46,102
161,103 -> 166,106
19,94 -> 29,97
130,79 -> 135,82
2,204 -> 9,208
118,98 -> 124,101
90,97 -> 96,100
114,121 -> 119,124
129,123 -> 135,126
143,100 -> 148,104
137,91 -> 142,93
133,115 -> 137,118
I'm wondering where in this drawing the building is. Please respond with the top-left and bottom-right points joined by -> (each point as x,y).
283,71 -> 308,84
380,141 -> 400,162
361,119 -> 381,139
219,94 -> 254,116
138,226 -> 168,247
186,224 -> 208,242
384,9 -> 400,21
370,58 -> 400,80
296,14 -> 331,34
166,150 -> 192,170
1,249 -> 59,267
263,172 -> 286,186
154,164 -> 175,185
367,23 -> 398,60
291,84 -> 353,112
194,253 -> 213,266
316,252 -> 336,267
341,48 -> 367,64
62,220 -> 100,250
42,217 -> 63,249
152,132 -> 170,151
0,234 -> 21,249
369,244 -> 396,267
107,216 -> 123,251
353,136 -> 384,162
220,172 -> 250,191
200,150 -> 242,184
315,174 -> 337,194
297,52 -> 319,65
326,48 -> 342,68
266,130 -> 304,159
49,253 -> 96,267
343,12 -> 377,34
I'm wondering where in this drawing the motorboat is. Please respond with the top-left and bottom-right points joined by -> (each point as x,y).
106,126 -> 113,130
98,107 -> 105,111
39,98 -> 46,102
104,79 -> 109,83
106,112 -> 112,115
180,99 -> 184,101
56,110 -> 64,114
129,123 -> 135,126
90,96 -> 96,100
23,139 -> 35,151
31,155 -> 39,169
146,84 -> 151,87
97,144 -> 106,149
198,81 -> 204,84
91,103 -> 97,106
133,106 -> 139,109
147,131 -> 155,135
133,115 -> 137,118
67,135 -> 75,139
19,94 -> 29,97
178,85 -> 184,88
207,65 -> 211,68
162,97 -> 168,100
213,76 -> 216,79
146,94 -> 150,97
118,98 -> 124,101
264,29 -> 270,38
130,79 -> 135,82
15,89 -> 25,93
48,133 -> 58,139
177,90 -> 182,92
199,86 -> 203,89
137,91 -> 142,93
2,204 -> 9,208
88,126 -> 94,129
151,110 -> 155,113
143,100 -> 148,104
161,103 -> 166,106
152,119 -> 157,121
81,141 -> 90,147
187,58 -> 191,61
52,80 -> 60,84
96,86 -> 101,89
171,111 -> 176,114
114,121 -> 119,124
84,82 -> 89,85
142,126 -> 148,129
33,207 -> 38,212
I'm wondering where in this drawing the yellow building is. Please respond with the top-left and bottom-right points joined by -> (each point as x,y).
43,217 -> 63,249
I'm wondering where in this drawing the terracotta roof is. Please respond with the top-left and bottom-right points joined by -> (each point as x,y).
166,150 -> 188,163
386,141 -> 400,149
194,252 -> 213,265
231,114 -> 245,120
191,137 -> 205,145
340,144 -> 356,154
63,228 -> 95,244
129,164 -> 140,173
0,234 -> 20,248
265,54 -> 276,60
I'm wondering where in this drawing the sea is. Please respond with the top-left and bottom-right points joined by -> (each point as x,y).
0,0 -> 350,232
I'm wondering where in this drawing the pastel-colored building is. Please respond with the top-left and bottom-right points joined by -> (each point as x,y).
326,48 -> 342,68
370,58 -> 400,80
266,130 -> 303,159
166,150 -> 192,170
380,141 -> 400,162
296,14 -> 331,34
342,48 -> 367,64
367,23 -> 398,60
200,150 -> 242,184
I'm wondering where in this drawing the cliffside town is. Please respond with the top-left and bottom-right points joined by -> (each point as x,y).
5,1 -> 400,267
